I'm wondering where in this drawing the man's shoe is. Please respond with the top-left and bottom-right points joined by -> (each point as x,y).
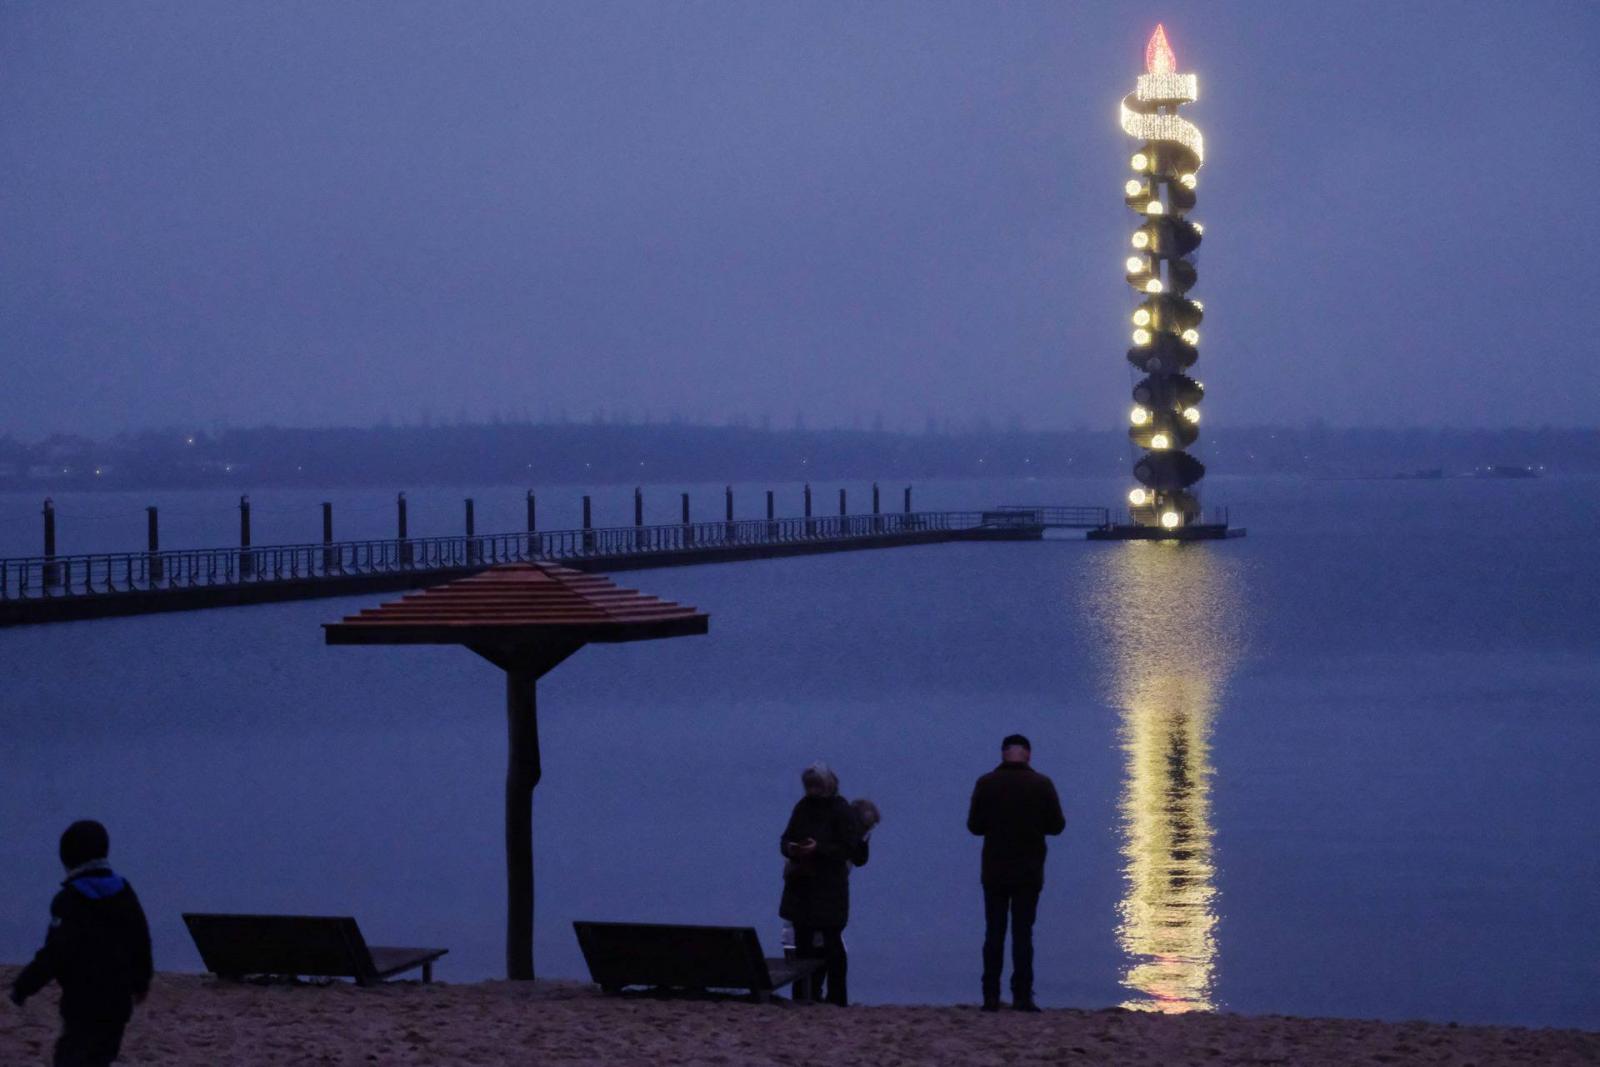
1012,998 -> 1042,1013
981,998 -> 1001,1012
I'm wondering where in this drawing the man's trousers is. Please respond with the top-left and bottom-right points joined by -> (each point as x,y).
982,878 -> 1042,1002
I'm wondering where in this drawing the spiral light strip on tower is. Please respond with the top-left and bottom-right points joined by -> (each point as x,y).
1120,25 -> 1206,531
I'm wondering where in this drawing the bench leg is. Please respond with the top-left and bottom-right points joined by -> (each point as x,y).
753,990 -> 771,1004
422,961 -> 433,984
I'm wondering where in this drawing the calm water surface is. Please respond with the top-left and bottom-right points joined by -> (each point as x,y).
1,475 -> 1596,1028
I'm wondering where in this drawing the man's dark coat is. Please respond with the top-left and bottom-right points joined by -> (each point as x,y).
966,762 -> 1067,886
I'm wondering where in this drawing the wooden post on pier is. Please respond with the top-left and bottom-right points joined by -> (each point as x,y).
239,495 -> 253,578
324,564 -> 708,982
804,484 -> 813,536
398,492 -> 412,566
725,486 -> 734,543
42,499 -> 59,588
905,485 -> 912,514
582,496 -> 594,553
466,498 -> 478,565
146,507 -> 162,584
872,482 -> 881,532
839,488 -> 847,534
322,503 -> 335,573
682,493 -> 693,546
634,488 -> 644,550
766,490 -> 775,539
526,491 -> 537,557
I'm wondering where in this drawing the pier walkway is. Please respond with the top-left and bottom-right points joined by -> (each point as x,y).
0,505 -> 1109,627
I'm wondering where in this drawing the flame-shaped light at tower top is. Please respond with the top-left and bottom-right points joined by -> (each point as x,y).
1145,23 -> 1176,75
1121,24 -> 1206,529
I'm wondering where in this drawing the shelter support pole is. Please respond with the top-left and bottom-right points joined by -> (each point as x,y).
505,666 -> 541,981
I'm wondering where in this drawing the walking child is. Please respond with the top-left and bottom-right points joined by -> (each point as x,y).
9,820 -> 153,1067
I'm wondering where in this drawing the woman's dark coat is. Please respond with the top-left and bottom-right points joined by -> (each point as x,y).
778,795 -> 860,929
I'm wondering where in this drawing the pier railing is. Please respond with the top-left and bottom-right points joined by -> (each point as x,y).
988,505 -> 1111,529
0,509 -> 1033,603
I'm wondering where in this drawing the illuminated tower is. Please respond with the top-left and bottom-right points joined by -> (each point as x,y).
1120,25 -> 1207,532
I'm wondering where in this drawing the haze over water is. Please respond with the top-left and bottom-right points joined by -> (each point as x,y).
1,475 -> 1595,1030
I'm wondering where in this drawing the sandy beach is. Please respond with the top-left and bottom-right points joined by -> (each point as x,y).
2,968 -> 1595,1066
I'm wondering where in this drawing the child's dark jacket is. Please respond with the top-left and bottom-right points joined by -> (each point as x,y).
9,865 -> 152,1022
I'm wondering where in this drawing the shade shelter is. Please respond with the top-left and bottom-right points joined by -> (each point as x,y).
324,562 -> 708,980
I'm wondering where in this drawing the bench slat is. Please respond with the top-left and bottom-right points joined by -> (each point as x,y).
575,921 -> 808,998
765,957 -> 822,993
369,946 -> 449,980
183,913 -> 445,985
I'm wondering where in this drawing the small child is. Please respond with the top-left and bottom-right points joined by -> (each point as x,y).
849,798 -> 881,869
9,820 -> 153,1067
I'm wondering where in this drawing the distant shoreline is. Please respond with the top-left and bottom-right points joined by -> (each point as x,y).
2,968 -> 1596,1066
3,422 -> 1598,493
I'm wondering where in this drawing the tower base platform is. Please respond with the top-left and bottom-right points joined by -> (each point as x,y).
1087,523 -> 1246,542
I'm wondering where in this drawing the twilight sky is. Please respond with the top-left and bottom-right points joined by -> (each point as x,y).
2,1 -> 1597,438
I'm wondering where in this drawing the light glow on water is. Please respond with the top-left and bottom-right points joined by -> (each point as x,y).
1097,543 -> 1243,1013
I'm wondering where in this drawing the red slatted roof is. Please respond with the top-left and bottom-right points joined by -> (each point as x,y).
323,563 -> 708,647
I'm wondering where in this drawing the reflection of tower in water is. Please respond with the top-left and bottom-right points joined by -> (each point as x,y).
1095,544 -> 1242,1012
1119,671 -> 1218,1011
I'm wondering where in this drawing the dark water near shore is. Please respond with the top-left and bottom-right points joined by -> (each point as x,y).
1,476 -> 1597,1029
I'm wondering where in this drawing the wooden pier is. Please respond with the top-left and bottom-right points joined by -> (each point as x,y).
0,506 -> 1110,628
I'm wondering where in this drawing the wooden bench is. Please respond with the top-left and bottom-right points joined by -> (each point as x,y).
182,913 -> 447,986
573,921 -> 821,1003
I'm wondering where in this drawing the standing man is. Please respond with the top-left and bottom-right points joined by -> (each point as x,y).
966,734 -> 1065,1012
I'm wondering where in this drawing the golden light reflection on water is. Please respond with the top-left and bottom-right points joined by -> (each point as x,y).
1092,543 -> 1244,1013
